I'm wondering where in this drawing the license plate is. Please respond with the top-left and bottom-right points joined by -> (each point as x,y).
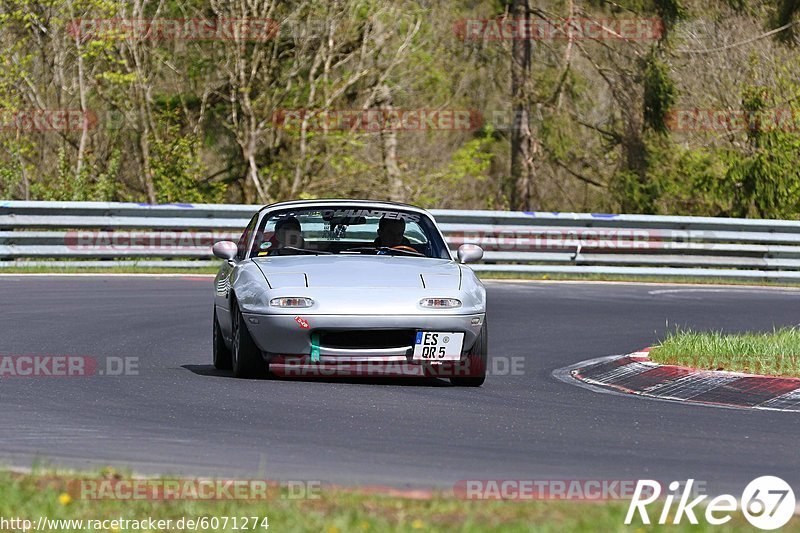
412,331 -> 464,361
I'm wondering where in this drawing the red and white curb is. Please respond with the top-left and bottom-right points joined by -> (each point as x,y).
556,349 -> 800,412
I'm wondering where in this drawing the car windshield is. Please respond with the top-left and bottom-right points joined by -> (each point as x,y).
247,206 -> 451,259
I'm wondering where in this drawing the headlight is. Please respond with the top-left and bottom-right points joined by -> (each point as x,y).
420,298 -> 462,308
269,297 -> 314,308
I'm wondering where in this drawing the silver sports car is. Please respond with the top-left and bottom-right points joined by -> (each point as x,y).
211,199 -> 487,386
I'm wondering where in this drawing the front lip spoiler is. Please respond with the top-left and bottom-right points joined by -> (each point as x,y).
311,355 -> 412,362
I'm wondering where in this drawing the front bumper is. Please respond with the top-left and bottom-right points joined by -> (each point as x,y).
241,312 -> 484,361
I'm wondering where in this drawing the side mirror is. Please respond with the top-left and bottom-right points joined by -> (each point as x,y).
457,244 -> 484,264
212,240 -> 238,261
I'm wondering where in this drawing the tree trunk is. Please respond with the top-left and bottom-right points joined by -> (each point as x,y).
376,85 -> 402,202
245,135 -> 267,202
138,125 -> 156,204
510,0 -> 535,211
130,0 -> 156,204
16,131 -> 29,200
382,128 -> 402,201
75,36 -> 88,181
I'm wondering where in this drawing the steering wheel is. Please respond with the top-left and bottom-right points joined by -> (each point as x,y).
390,245 -> 419,254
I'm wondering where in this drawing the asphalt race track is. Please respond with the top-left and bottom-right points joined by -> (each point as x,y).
1,276 -> 799,495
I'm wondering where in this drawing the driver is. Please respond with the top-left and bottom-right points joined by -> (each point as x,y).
374,217 -> 411,248
268,216 -> 305,255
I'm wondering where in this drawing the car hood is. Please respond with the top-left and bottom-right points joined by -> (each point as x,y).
253,255 -> 461,290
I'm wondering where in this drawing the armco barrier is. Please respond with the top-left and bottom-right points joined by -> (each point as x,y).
2,201 -> 800,280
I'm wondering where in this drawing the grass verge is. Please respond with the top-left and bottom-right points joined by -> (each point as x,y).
649,327 -> 800,378
0,469 -> 775,532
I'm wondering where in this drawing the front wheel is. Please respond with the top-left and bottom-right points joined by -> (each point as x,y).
232,300 -> 266,378
451,319 -> 487,387
212,307 -> 232,370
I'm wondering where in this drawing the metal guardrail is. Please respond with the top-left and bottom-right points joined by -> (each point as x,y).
2,200 -> 800,280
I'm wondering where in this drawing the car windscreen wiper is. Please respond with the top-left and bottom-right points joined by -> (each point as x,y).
344,246 -> 424,257
279,246 -> 333,255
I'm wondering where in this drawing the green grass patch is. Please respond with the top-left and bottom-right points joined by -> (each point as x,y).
650,327 -> 800,378
0,468 -> 776,532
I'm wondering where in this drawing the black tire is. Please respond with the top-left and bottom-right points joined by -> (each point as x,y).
231,300 -> 266,378
451,319 -> 487,387
212,307 -> 233,370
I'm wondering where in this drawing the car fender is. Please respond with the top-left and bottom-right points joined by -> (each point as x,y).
459,265 -> 486,313
230,260 -> 273,315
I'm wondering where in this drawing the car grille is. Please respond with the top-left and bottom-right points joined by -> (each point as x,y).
318,329 -> 416,350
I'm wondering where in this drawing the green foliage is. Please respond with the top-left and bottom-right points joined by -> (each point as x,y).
774,0 -> 800,43
653,0 -> 687,29
619,83 -> 800,219
611,169 -> 659,214
443,128 -> 495,182
648,142 -> 730,216
540,112 -> 576,161
642,52 -> 676,134
722,87 -> 800,218
26,145 -> 121,201
0,139 -> 32,198
414,127 -> 497,208
1,0 -> 800,218
149,112 -> 224,204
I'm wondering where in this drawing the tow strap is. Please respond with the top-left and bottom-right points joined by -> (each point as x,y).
310,332 -> 320,362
